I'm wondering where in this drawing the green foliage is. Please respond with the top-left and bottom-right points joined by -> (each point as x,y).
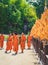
0,0 -> 37,34
9,0 -> 16,4
31,0 -> 45,18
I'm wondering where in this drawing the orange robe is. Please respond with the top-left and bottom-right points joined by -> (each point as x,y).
0,35 -> 1,48
20,35 -> 26,51
1,35 -> 4,48
13,35 -> 18,53
27,35 -> 32,49
6,35 -> 13,51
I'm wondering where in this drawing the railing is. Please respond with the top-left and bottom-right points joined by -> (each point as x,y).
32,37 -> 48,65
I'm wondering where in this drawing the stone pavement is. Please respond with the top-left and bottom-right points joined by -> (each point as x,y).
0,41 -> 42,65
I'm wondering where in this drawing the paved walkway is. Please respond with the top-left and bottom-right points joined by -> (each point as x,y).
0,41 -> 42,65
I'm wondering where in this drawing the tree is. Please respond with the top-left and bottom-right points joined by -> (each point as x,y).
0,0 -> 37,34
28,0 -> 45,18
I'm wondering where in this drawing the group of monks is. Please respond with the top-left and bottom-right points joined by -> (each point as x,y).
0,33 -> 32,55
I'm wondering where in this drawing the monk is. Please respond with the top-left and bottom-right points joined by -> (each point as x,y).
12,33 -> 19,55
1,34 -> 4,49
20,33 -> 26,53
0,34 -> 2,49
27,35 -> 32,49
5,33 -> 13,53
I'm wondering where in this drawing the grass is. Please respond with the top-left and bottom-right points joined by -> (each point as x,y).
4,35 -> 8,40
4,34 -> 28,40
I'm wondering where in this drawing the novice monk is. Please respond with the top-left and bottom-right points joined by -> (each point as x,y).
1,34 -> 4,49
20,33 -> 26,53
0,34 -> 2,49
5,33 -> 13,53
27,35 -> 32,49
12,33 -> 19,55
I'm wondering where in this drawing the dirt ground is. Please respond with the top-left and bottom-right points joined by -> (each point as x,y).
0,41 -> 42,65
